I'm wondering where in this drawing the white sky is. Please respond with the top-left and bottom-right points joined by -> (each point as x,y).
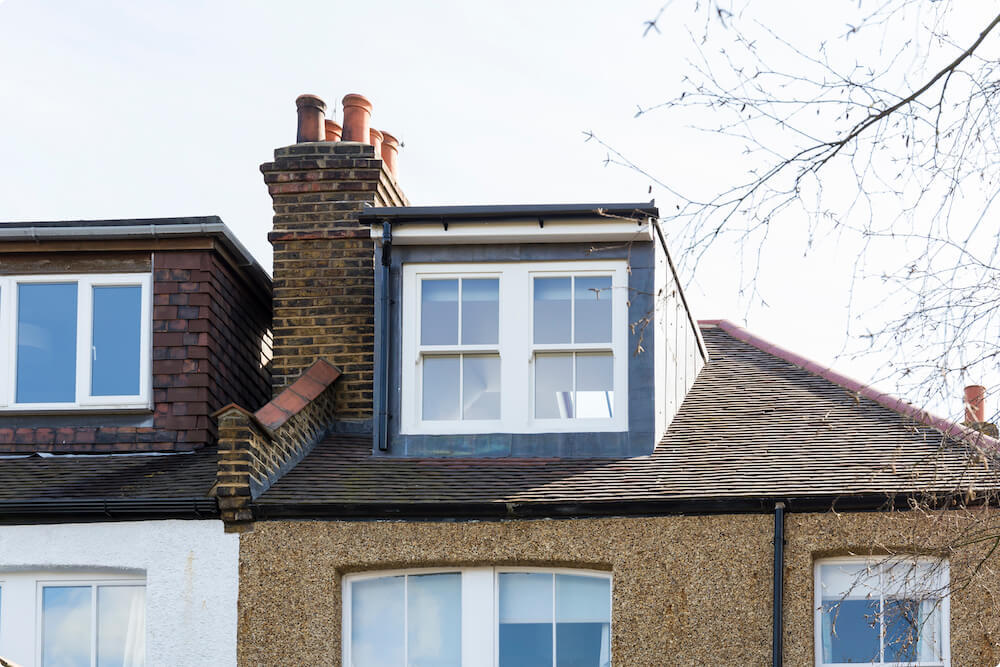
0,0 -> 989,419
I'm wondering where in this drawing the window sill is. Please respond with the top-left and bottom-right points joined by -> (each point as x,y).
0,403 -> 154,416
401,421 -> 629,436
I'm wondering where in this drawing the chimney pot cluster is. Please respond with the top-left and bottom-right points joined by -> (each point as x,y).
294,93 -> 399,179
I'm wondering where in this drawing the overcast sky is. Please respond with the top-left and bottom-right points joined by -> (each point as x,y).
0,0 -> 988,418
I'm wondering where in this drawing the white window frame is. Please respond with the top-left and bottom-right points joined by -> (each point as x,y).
400,260 -> 629,435
0,273 -> 153,412
0,569 -> 146,667
813,557 -> 950,667
342,566 -> 612,667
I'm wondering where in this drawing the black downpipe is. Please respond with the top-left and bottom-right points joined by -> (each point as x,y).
773,501 -> 785,667
376,220 -> 392,451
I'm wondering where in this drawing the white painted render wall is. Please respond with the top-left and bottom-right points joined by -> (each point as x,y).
0,519 -> 239,667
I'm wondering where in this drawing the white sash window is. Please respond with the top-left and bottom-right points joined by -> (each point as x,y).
401,261 -> 628,434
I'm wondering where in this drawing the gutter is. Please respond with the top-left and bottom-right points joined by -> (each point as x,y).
0,497 -> 219,523
250,492 -> 934,521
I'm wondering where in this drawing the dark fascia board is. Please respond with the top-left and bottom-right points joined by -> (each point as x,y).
358,202 -> 659,223
0,216 -> 271,293
0,497 -> 219,524
251,493 -> 946,522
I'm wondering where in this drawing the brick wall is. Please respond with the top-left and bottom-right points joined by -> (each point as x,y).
262,142 -> 406,420
0,248 -> 271,453
216,359 -> 340,531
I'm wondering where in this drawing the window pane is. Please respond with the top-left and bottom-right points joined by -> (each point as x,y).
407,573 -> 461,667
423,356 -> 460,420
42,585 -> 92,667
421,280 -> 458,345
535,354 -> 574,419
556,575 -> 611,667
92,286 -> 142,397
351,576 -> 404,666
533,277 -> 571,344
819,562 -> 880,600
97,586 -> 145,667
500,623 -> 552,667
500,573 -> 553,667
574,277 -> 612,344
463,355 -> 500,420
461,279 -> 498,345
819,599 -> 880,664
556,575 -> 610,623
556,623 -> 610,667
884,598 -> 920,663
575,354 -> 613,419
500,573 -> 553,622
17,283 -> 77,403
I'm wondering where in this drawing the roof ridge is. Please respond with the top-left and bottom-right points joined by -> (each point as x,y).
700,319 -> 1000,452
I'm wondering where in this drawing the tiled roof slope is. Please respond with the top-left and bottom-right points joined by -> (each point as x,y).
258,325 -> 1000,510
0,450 -> 218,500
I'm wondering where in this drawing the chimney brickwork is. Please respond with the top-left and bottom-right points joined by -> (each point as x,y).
262,94 -> 406,420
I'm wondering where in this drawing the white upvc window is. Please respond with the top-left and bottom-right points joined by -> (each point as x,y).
0,570 -> 146,667
814,557 -> 950,667
343,567 -> 612,667
400,261 -> 628,434
0,273 -> 152,411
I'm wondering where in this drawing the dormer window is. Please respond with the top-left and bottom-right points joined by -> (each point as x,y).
0,273 -> 152,411
401,260 -> 628,435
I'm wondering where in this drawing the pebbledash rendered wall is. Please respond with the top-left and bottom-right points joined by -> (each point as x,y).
238,511 -> 1000,666
0,519 -> 240,666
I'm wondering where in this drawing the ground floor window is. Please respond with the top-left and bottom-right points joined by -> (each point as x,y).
0,571 -> 145,667
343,567 -> 611,667
814,557 -> 949,666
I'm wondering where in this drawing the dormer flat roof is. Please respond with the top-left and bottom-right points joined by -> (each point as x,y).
0,216 -> 270,292
359,202 -> 658,223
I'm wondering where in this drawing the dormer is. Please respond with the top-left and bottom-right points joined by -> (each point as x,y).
0,217 -> 271,452
361,203 -> 705,457
261,94 -> 705,461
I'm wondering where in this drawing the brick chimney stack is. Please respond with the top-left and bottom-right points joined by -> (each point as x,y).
963,384 -> 999,438
261,93 -> 406,422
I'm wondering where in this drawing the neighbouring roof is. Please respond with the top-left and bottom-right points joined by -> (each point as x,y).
255,323 -> 1000,517
0,449 -> 220,520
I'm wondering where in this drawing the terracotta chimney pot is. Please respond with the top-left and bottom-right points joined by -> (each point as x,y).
381,131 -> 400,179
369,128 -> 384,158
965,385 -> 987,424
342,93 -> 373,143
325,119 -> 342,142
295,94 -> 327,143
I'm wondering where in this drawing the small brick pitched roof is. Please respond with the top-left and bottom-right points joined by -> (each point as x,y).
256,325 -> 1000,513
